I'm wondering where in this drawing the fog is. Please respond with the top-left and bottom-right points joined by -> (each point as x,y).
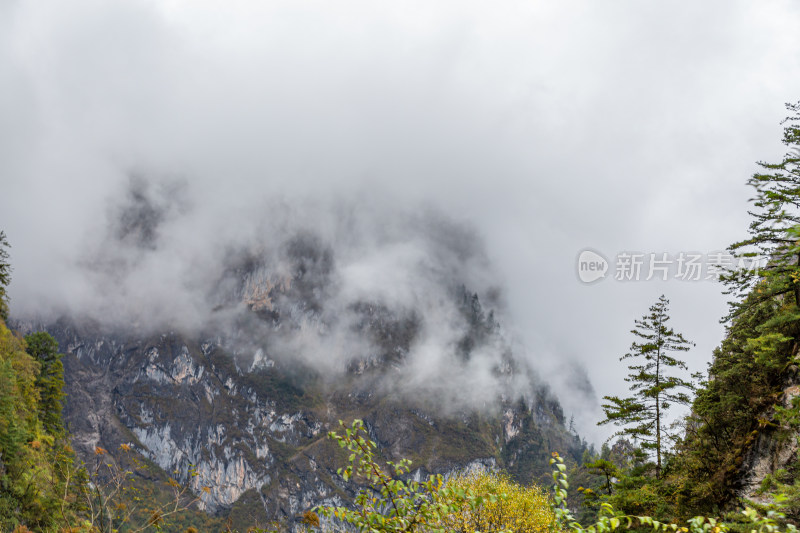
1,0 -> 800,442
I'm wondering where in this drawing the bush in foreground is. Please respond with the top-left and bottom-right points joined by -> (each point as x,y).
314,420 -> 800,533
438,470 -> 553,533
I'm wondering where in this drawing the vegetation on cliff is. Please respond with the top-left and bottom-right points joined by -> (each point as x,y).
565,101 -> 800,527
0,319 -> 76,529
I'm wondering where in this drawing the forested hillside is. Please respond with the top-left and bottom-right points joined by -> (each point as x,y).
0,315 -> 74,528
566,102 -> 800,528
675,102 -> 800,515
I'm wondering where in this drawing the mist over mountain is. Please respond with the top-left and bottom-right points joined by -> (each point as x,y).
15,174 -> 592,416
4,175 -> 594,525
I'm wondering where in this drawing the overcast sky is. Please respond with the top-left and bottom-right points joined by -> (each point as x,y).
2,0 -> 800,442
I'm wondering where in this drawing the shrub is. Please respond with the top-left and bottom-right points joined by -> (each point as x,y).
316,419 -> 554,533
437,470 -> 554,532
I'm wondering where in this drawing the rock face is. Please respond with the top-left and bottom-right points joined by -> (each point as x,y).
51,324 -> 314,512
738,378 -> 800,502
39,316 -> 581,527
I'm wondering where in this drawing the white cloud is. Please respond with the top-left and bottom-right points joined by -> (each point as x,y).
2,0 -> 800,441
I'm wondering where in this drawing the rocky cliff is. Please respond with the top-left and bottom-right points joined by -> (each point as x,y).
22,288 -> 581,529
13,195 -> 586,529
737,374 -> 800,504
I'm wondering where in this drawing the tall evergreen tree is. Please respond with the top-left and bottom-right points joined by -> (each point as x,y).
25,332 -> 65,436
669,101 -> 800,511
0,358 -> 26,464
723,101 -> 800,319
599,295 -> 695,478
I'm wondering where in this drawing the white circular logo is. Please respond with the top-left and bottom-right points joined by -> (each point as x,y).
577,249 -> 608,283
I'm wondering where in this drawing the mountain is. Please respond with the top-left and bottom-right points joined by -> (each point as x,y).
12,206 -> 586,530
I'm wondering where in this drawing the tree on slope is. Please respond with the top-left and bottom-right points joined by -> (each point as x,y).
25,332 -> 65,436
723,101 -> 800,319
599,295 -> 695,478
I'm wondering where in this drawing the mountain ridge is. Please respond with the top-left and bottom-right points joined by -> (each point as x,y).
14,287 -> 584,529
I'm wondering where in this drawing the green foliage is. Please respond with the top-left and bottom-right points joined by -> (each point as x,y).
438,470 -> 553,533
316,419 -> 555,533
665,102 -> 800,514
585,459 -> 618,497
25,332 -> 65,437
310,431 -> 800,533
317,419 -> 479,532
549,452 -> 799,533
0,319 -> 83,531
599,295 -> 695,478
723,101 -> 800,318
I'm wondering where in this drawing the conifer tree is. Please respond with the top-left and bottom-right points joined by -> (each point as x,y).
25,332 -> 65,436
723,101 -> 800,319
671,101 -> 800,510
599,295 -> 695,478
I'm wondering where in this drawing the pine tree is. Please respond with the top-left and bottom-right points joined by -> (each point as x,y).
25,332 -> 65,436
0,358 -> 26,464
723,101 -> 800,320
675,100 -> 800,511
599,295 -> 695,478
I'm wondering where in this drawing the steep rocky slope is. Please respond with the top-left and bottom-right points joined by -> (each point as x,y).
737,374 -> 800,503
21,288 -> 582,529
12,190 -> 587,528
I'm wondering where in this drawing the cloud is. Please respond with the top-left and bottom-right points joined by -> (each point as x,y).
1,0 -> 800,440
12,172 -> 526,411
